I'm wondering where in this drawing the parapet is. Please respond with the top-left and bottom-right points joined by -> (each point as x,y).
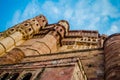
3,15 -> 48,39
0,15 -> 48,56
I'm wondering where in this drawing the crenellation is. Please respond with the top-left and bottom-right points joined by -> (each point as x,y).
0,15 -> 48,56
0,14 -> 119,80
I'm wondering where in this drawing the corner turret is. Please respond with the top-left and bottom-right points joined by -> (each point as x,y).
58,20 -> 69,35
0,15 -> 48,56
104,33 -> 120,80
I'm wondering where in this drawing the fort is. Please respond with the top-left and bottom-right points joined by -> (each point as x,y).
0,15 -> 119,80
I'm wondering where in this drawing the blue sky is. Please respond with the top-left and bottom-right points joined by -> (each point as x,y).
0,0 -> 120,35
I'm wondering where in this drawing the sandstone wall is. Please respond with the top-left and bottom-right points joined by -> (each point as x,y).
104,33 -> 120,80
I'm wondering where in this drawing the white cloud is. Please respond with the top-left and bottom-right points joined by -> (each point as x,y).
6,10 -> 21,29
107,20 -> 120,35
21,0 -> 41,20
6,0 -> 120,35
63,8 -> 74,22
6,0 -> 42,28
42,1 -> 61,19
101,0 -> 120,18
107,25 -> 119,35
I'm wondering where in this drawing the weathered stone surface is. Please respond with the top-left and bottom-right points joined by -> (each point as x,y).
104,33 -> 120,80
0,15 -> 48,56
0,14 -> 119,80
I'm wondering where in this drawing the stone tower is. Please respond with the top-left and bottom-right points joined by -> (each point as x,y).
104,33 -> 120,80
0,15 -> 119,80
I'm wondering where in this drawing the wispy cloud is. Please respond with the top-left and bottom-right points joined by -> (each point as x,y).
6,0 -> 41,28
6,0 -> 120,35
6,10 -> 21,29
107,25 -> 119,35
21,0 -> 41,19
107,20 -> 120,35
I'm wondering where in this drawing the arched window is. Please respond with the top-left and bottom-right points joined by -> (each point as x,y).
0,73 -> 9,80
22,73 -> 32,80
9,73 -> 19,80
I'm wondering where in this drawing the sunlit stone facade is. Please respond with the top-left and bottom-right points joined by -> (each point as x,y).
0,15 -> 119,80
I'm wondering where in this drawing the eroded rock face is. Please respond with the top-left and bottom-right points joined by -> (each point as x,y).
104,33 -> 120,80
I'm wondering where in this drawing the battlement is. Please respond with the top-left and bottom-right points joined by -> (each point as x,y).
0,14 -> 119,80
